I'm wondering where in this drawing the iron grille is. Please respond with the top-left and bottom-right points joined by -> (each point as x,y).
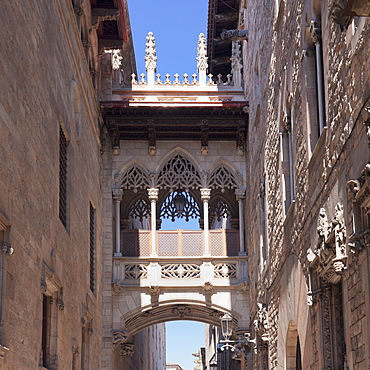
90,203 -> 96,293
335,282 -> 346,370
59,126 -> 67,227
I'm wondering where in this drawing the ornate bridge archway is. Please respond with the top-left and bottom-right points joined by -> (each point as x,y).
102,31 -> 250,368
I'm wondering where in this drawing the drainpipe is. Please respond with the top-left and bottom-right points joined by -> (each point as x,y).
310,20 -> 326,133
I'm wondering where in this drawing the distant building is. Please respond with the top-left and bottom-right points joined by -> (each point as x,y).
166,363 -> 185,370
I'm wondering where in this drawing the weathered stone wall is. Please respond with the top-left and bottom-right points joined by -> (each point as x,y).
0,0 -> 103,368
244,0 -> 370,368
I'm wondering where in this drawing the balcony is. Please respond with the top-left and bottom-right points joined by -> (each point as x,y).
120,228 -> 240,257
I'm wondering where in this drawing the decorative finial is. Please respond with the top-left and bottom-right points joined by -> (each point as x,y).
197,33 -> 208,86
145,31 -> 157,85
231,41 -> 242,88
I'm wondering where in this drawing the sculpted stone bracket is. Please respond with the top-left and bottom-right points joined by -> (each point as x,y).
112,330 -> 134,357
237,120 -> 246,156
253,303 -> 269,342
307,203 -> 347,285
148,119 -> 156,156
91,8 -> 120,30
220,29 -> 249,41
201,120 -> 209,155
347,163 -> 370,251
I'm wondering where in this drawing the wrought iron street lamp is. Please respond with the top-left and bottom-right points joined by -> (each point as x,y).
219,313 -> 257,358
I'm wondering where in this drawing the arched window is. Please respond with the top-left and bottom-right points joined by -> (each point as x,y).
128,198 -> 150,230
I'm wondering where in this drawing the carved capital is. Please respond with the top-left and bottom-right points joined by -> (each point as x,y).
147,188 -> 159,202
112,188 -> 123,201
200,188 -> 211,202
235,189 -> 246,201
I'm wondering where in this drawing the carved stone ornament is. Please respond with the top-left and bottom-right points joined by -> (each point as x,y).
220,29 -> 249,41
113,330 -> 130,348
112,49 -> 122,71
2,242 -> 14,255
120,343 -> 134,358
172,305 -> 191,318
308,204 -> 347,283
145,32 -> 157,71
202,281 -> 214,294
347,163 -> 370,251
112,280 -> 124,295
91,9 -> 120,29
253,303 -> 269,337
148,285 -> 160,295
237,281 -> 249,292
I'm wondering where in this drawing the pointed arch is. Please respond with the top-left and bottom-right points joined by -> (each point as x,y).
156,150 -> 203,190
114,160 -> 151,191
207,161 -> 241,192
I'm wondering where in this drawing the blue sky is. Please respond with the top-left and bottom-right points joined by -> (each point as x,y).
128,1 -> 208,368
128,0 -> 208,78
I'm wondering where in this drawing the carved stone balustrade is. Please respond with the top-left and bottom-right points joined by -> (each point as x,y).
120,228 -> 239,257
112,257 -> 248,288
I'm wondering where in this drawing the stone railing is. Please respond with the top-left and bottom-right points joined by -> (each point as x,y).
112,257 -> 249,287
120,229 -> 239,257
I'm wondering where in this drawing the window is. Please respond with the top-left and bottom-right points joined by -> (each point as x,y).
89,202 -> 96,293
59,125 -> 68,228
40,265 -> 63,369
41,294 -> 52,368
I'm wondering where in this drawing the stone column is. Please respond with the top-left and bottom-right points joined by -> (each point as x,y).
201,188 -> 211,256
235,189 -> 246,255
113,189 -> 123,257
148,188 -> 159,256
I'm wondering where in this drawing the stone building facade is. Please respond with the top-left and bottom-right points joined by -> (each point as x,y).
1,0 -> 369,369
238,0 -> 370,368
0,0 -> 166,369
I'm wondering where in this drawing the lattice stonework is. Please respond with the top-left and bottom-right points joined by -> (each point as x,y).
156,154 -> 202,190
210,232 -> 224,256
214,263 -> 237,278
208,166 -> 237,192
121,232 -> 136,256
125,264 -> 148,279
158,233 -> 179,256
161,264 -> 201,279
182,233 -> 203,256
121,166 -> 150,192
138,232 -> 150,256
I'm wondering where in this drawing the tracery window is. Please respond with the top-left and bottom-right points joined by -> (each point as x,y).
209,197 -> 231,229
160,190 -> 200,222
128,198 -> 150,229
120,166 -> 150,192
156,154 -> 202,191
208,166 -> 237,192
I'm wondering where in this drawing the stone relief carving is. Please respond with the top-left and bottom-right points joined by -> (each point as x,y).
120,343 -> 134,358
202,281 -> 214,294
347,163 -> 370,251
112,280 -> 124,295
172,305 -> 191,318
148,285 -> 160,295
237,281 -> 249,292
113,330 -> 129,348
220,29 -> 249,41
253,303 -> 269,342
306,203 -> 347,285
